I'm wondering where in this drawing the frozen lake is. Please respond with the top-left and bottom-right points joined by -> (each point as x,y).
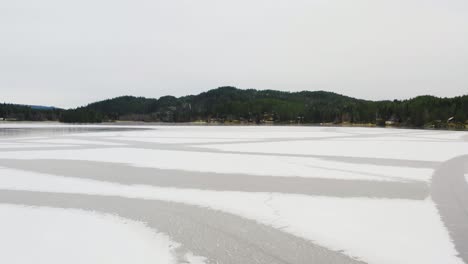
0,124 -> 467,264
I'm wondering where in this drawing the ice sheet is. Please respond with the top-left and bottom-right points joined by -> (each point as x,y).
0,168 -> 462,264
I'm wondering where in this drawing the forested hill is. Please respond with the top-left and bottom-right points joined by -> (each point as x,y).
0,103 -> 61,121
57,87 -> 468,128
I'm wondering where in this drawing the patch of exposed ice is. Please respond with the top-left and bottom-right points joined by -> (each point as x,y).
183,252 -> 207,264
26,138 -> 126,146
0,143 -> 76,148
108,136 -> 258,144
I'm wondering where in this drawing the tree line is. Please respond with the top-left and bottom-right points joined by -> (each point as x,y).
0,103 -> 61,121
2,87 -> 467,129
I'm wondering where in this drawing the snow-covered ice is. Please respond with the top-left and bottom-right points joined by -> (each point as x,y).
0,124 -> 467,264
0,148 -> 433,182
0,167 -> 463,264
202,139 -> 468,162
0,203 -> 179,264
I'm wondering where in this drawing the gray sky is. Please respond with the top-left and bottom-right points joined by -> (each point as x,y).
1,0 -> 467,108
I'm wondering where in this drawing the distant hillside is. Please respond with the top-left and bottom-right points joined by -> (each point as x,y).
58,87 -> 468,129
29,105 -> 57,110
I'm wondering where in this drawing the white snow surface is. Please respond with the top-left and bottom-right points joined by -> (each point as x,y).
0,168 -> 463,264
0,203 -> 179,264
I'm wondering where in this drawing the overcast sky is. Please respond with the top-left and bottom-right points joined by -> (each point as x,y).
1,0 -> 467,108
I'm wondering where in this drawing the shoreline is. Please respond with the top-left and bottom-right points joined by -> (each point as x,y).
0,120 -> 467,131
